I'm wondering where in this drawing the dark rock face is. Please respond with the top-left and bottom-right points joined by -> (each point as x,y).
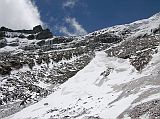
27,34 -> 35,40
0,25 -> 53,41
0,31 -> 5,39
0,26 -> 13,32
153,26 -> 160,34
9,60 -> 23,69
1,25 -> 43,35
0,39 -> 7,48
0,63 -> 12,75
36,29 -> 53,40
0,26 -> 33,34
130,50 -> 153,71
33,25 -> 43,33
18,34 -> 26,39
94,33 -> 122,43
106,35 -> 160,71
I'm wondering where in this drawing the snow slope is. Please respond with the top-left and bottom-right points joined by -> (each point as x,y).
6,50 -> 156,119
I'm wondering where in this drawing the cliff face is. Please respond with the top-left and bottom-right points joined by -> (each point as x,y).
0,13 -> 160,119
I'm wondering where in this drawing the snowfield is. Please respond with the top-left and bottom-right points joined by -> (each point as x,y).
5,49 -> 160,119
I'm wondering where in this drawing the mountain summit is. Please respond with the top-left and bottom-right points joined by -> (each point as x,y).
0,13 -> 160,119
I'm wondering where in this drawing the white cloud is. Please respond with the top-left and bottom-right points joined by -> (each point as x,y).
60,17 -> 87,36
0,0 -> 43,30
60,27 -> 73,36
63,0 -> 78,9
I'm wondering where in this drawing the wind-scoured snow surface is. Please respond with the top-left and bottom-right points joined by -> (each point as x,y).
5,46 -> 160,119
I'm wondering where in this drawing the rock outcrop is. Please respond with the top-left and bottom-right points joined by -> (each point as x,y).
36,29 -> 53,40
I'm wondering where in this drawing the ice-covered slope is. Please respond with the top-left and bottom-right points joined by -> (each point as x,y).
5,51 -> 138,119
6,45 -> 160,119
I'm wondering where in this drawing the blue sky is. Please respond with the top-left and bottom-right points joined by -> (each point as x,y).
34,0 -> 160,36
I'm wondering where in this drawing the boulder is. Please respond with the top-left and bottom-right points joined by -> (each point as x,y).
36,29 -> 53,40
94,33 -> 122,43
